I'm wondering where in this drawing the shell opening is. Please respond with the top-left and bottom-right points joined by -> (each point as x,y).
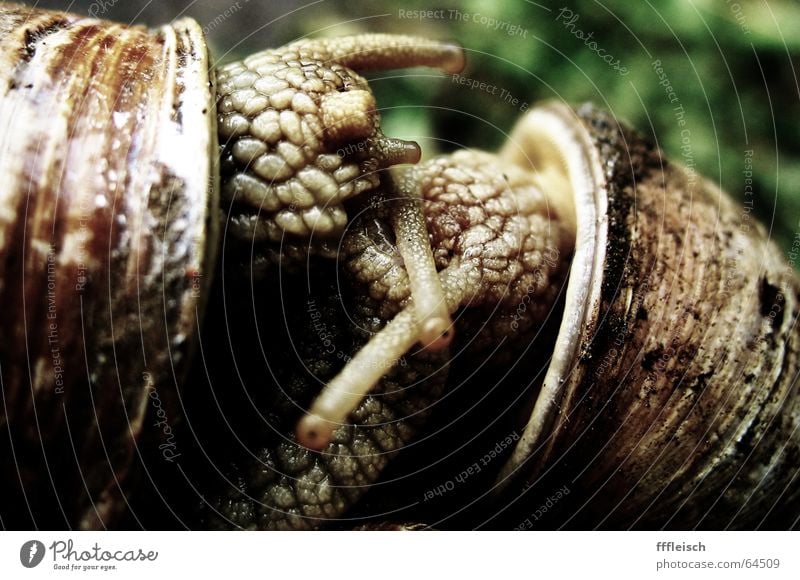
494,103 -> 596,490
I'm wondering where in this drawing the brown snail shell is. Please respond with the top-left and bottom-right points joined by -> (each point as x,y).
495,102 -> 800,529
0,3 -> 217,528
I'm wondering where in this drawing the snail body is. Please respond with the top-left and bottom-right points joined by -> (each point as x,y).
0,3 -> 217,528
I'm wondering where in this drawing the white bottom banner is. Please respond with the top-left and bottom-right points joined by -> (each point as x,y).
0,531 -> 797,578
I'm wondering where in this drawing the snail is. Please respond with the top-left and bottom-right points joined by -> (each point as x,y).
0,1 -> 463,529
0,1 -> 798,532
196,102 -> 800,531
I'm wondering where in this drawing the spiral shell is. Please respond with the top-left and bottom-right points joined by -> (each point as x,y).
0,3 -> 217,528
496,102 -> 800,529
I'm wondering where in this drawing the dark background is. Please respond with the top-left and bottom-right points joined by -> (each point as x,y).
32,0 -> 800,255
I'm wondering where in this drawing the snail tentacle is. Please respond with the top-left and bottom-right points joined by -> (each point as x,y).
218,35 -> 454,355
296,307 -> 417,450
284,34 -> 465,74
296,264 -> 468,451
316,89 -> 421,167
205,272 -> 451,530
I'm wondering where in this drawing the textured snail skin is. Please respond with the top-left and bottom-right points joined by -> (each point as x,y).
216,33 -> 463,360
205,105 -> 800,530
202,150 -> 573,530
202,283 -> 451,531
292,151 -> 574,450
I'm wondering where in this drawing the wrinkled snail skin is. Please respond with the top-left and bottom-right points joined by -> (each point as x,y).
217,33 -> 461,255
494,103 -> 800,529
200,280 -> 453,531
0,1 -> 461,529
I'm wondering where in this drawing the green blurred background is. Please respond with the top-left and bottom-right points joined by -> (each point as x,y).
37,0 -> 800,254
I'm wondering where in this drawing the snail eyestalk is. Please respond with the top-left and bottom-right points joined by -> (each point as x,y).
217,34 -> 458,263
319,89 -> 376,144
296,263 -> 472,450
296,308 -> 419,450
388,167 -> 452,350
317,94 -> 444,348
285,34 -> 465,74
368,137 -> 422,168
295,163 -> 456,450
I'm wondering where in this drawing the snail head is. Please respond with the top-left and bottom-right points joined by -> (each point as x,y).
205,37 -> 575,529
216,34 -> 464,249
